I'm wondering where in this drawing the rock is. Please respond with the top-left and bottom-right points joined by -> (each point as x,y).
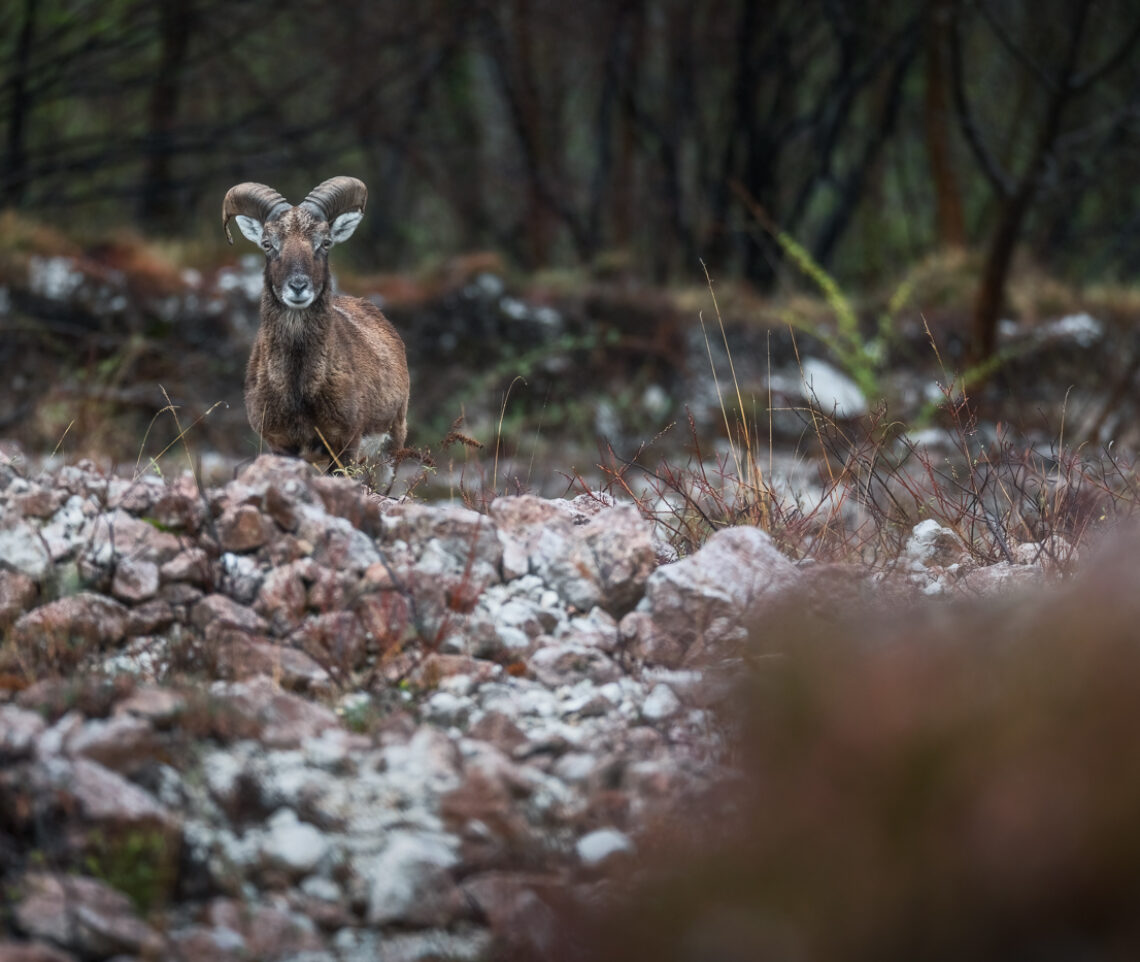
160,547 -> 213,586
0,941 -> 79,962
336,928 -> 493,962
529,642 -> 621,687
424,690 -> 474,727
217,637 -> 333,692
235,454 -> 319,497
905,519 -> 964,566
955,561 -> 1046,596
65,714 -> 158,774
0,519 -> 51,580
107,474 -> 167,514
576,827 -> 634,866
0,568 -> 38,632
210,676 -> 341,748
295,611 -> 366,671
221,551 -> 264,604
491,496 -> 655,614
297,506 -> 381,572
241,902 -> 325,960
311,473 -> 386,534
256,558 -> 316,632
1013,536 -> 1077,568
467,710 -> 528,755
383,502 -> 502,587
0,705 -> 47,761
151,482 -> 206,533
111,556 -> 160,603
82,509 -> 184,568
625,526 -> 799,667
191,594 -> 268,634
115,686 -> 186,727
31,756 -> 178,835
460,872 -> 561,956
360,830 -> 461,926
259,808 -> 330,877
216,503 -> 270,552
11,594 -> 129,669
14,873 -> 165,959
124,598 -> 174,636
799,356 -> 867,418
641,683 -> 681,722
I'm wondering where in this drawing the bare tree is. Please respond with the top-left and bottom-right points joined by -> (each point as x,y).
951,0 -> 1140,361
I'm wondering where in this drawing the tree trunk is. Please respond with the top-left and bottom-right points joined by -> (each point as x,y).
3,0 -> 36,208
138,0 -> 195,230
924,0 -> 965,248
971,189 -> 1031,360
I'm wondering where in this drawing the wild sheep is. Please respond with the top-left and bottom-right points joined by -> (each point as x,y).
222,175 -> 409,466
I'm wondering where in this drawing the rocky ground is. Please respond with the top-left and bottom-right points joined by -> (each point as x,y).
0,443 -> 1072,962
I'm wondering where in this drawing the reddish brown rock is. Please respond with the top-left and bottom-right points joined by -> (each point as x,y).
192,594 -> 267,634
13,873 -> 165,959
65,714 -> 159,774
409,653 -> 502,688
256,559 -> 314,633
263,483 -> 299,531
467,710 -> 528,755
125,598 -> 174,636
235,454 -> 318,495
217,637 -> 332,692
211,675 -> 340,748
243,903 -> 326,960
106,475 -> 166,514
111,556 -> 160,603
441,749 -> 538,869
11,594 -> 129,670
151,484 -> 206,532
32,756 -> 178,836
115,685 -> 186,727
0,942 -> 78,962
185,898 -> 324,962
354,591 -> 413,649
0,569 -> 37,633
296,611 -> 366,672
305,564 -> 355,612
311,473 -> 386,534
461,871 -> 564,955
160,547 -> 213,586
14,486 -> 64,519
216,503 -> 270,552
85,509 -> 184,565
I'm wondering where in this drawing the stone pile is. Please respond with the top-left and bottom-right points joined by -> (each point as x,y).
0,450 -> 1071,961
0,452 -> 822,962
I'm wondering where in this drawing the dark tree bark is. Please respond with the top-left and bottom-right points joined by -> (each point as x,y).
924,0 -> 966,248
138,0 -> 196,229
812,17 -> 921,267
3,0 -> 36,207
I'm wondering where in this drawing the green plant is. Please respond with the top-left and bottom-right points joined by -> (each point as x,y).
83,827 -> 178,915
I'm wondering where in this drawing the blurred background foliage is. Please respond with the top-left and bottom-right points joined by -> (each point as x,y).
2,0 -> 1140,360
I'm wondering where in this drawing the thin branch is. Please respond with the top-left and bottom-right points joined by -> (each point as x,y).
1071,14 -> 1140,91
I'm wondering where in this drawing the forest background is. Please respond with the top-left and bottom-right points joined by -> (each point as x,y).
4,0 -> 1140,359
